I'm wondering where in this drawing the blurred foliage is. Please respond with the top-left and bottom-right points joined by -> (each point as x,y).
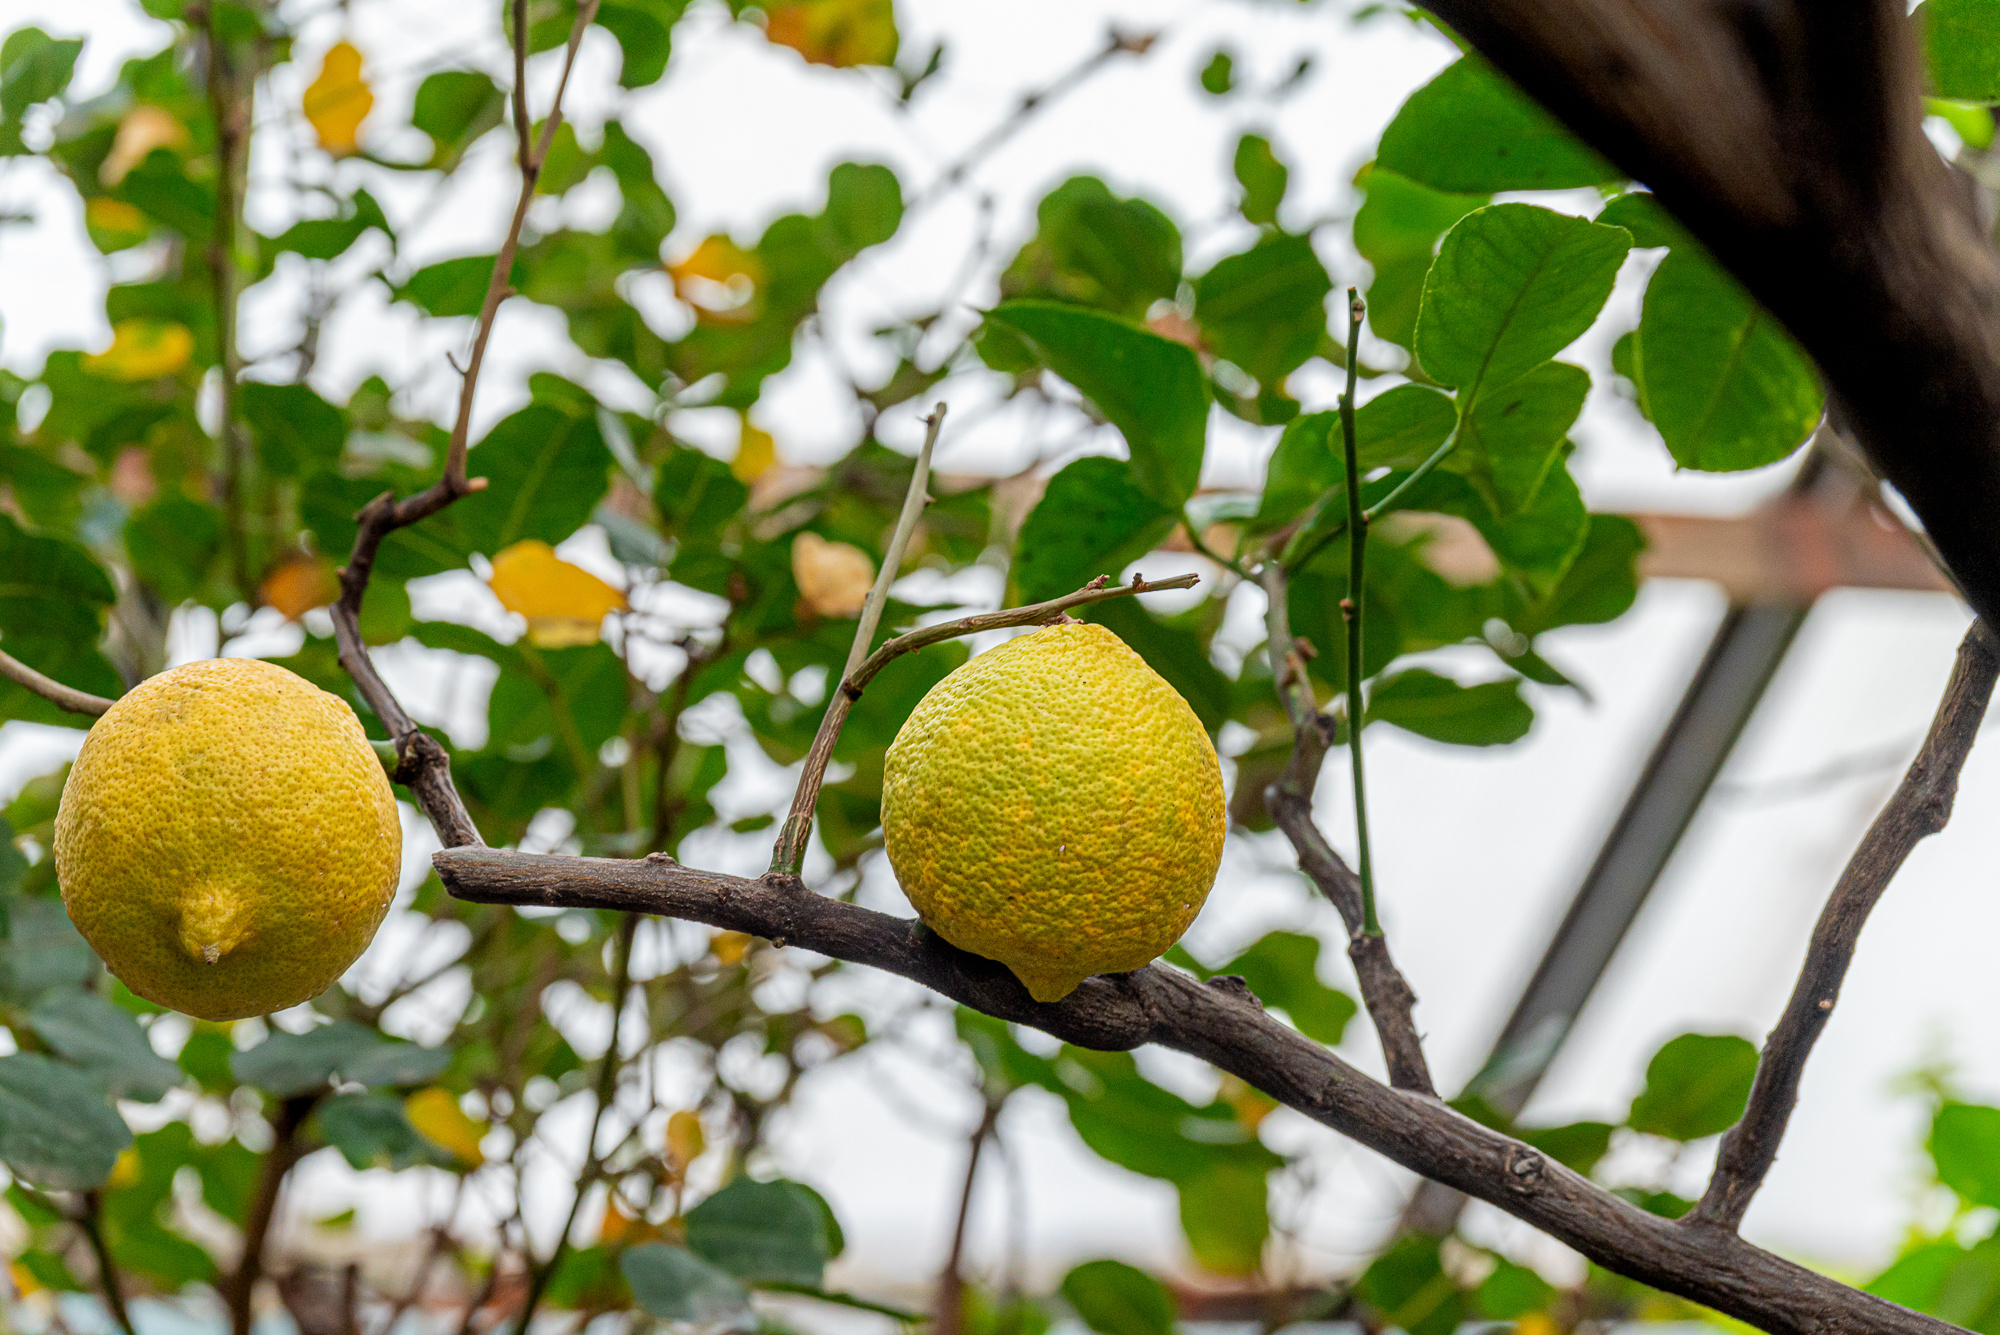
0,0 -> 1889,1329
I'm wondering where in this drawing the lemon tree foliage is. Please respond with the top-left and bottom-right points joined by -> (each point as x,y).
0,0 -> 1936,1328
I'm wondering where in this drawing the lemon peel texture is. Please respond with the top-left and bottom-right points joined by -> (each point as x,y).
54,658 -> 402,1020
881,622 -> 1226,1002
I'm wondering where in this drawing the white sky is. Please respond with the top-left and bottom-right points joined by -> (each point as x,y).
0,0 -> 1990,1308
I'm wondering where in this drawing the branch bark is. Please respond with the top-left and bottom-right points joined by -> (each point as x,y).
1693,620 -> 1999,1229
1410,0 -> 2000,636
226,1092 -> 318,1335
432,845 -> 1956,1335
0,648 -> 113,718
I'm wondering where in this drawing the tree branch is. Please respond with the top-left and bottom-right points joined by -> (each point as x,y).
0,648 -> 113,718
77,1191 -> 136,1335
1693,619 -> 1999,1230
431,844 -> 1958,1335
1410,0 -> 2000,637
328,0 -> 600,851
767,570 -> 1200,879
1256,564 -> 1434,1096
226,1093 -> 318,1335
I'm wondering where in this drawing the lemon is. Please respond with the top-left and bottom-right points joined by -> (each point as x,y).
53,658 -> 402,1021
881,622 -> 1225,1002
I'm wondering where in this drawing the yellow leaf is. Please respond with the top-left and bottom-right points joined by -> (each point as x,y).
665,1109 -> 706,1174
405,1087 -> 486,1167
733,417 -> 777,482
599,1198 -> 663,1244
488,540 -> 628,648
765,0 -> 899,68
1218,1074 -> 1276,1131
259,555 -> 341,620
710,930 -> 751,966
668,235 -> 763,323
792,532 -> 875,618
9,1261 -> 43,1297
85,197 -> 150,252
303,41 -> 374,157
99,105 -> 188,186
84,320 -> 193,382
106,1147 -> 142,1190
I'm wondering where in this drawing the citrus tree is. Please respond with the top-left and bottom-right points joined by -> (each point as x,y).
2,0 -> 2000,1332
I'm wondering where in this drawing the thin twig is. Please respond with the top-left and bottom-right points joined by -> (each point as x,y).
1336,289 -> 1380,937
206,11 -> 252,595
935,1098 -> 1002,1335
1691,620 -> 1999,1231
515,912 -> 638,1335
77,1192 -> 137,1335
847,406 -> 945,681
329,0 -> 600,851
767,571 -> 1200,878
0,648 -> 113,717
1255,564 -> 1433,1095
226,1093 -> 319,1335
1362,426 -> 1460,523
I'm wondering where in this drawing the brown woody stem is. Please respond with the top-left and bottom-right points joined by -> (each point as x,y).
0,647 -> 113,718
1693,620 -> 1999,1230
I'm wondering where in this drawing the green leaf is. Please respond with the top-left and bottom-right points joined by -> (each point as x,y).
0,1052 -> 132,1190
1367,669 -> 1533,746
1354,168 -> 1486,350
822,160 -> 904,253
1377,57 -> 1621,193
316,1094 -> 451,1170
1232,133 -> 1288,226
1473,1259 -> 1555,1320
986,302 -> 1208,507
1198,50 -> 1234,96
125,494 -> 223,606
1626,1032 -> 1758,1141
997,177 -> 1182,320
411,69 -> 505,164
656,444 -> 748,550
1252,391 -> 1457,537
0,897 -> 96,1001
1631,246 -> 1822,472
1356,1235 -> 1464,1335
231,1022 -> 450,1096
1515,513 -> 1644,635
1451,360 -> 1588,516
1176,1162 -> 1268,1275
1214,931 -> 1356,1044
1931,1103 -> 2000,1209
1192,233 -> 1330,385
1061,1260 -> 1176,1335
1921,0 -> 2000,102
598,0 -> 683,88
396,254 -> 520,318
240,382 -> 346,476
28,990 -> 184,1102
1516,1119 -> 1614,1176
1011,456 -> 1176,604
0,29 -> 83,120
685,1178 -> 837,1286
0,512 -> 116,642
457,403 -> 615,555
622,1244 -> 753,1325
1415,204 -> 1629,399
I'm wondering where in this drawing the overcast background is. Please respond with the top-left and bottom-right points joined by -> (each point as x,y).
0,0 -> 1988,1302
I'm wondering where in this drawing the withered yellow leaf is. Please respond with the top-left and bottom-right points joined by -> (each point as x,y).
303,41 -> 374,157
665,1108 -> 706,1174
669,235 -> 762,322
792,531 -> 875,618
259,555 -> 341,619
404,1087 -> 486,1167
85,197 -> 150,251
488,540 -> 628,647
733,418 -> 777,482
100,105 -> 189,186
85,319 -> 194,381
765,0 -> 899,68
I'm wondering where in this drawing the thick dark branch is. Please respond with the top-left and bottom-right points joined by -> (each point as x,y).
769,571 -> 1201,876
1693,621 -> 1999,1230
1412,0 -> 2000,634
0,647 -> 113,718
1258,565 -> 1434,1095
434,845 -> 1958,1335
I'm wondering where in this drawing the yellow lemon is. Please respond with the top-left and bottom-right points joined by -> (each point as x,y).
881,622 -> 1225,1001
53,658 -> 402,1021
